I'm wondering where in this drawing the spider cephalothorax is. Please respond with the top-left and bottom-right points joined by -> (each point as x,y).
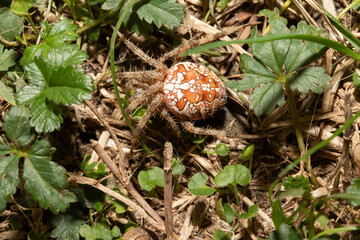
163,62 -> 227,120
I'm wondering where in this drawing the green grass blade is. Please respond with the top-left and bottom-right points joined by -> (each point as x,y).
110,0 -> 154,156
184,34 -> 360,61
323,7 -> 360,50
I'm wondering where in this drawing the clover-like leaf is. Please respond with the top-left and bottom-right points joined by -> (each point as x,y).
0,43 -> 18,71
239,205 -> 258,219
135,0 -> 184,30
213,229 -> 231,240
226,10 -> 330,116
214,164 -> 251,188
79,219 -> 117,240
23,138 -> 77,213
216,199 -> 234,223
188,172 -> 215,196
51,208 -> 85,240
0,8 -> 23,41
138,167 -> 164,191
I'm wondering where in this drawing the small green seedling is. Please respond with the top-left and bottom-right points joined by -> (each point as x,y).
214,164 -> 252,205
215,143 -> 230,156
172,158 -> 185,175
213,229 -> 231,240
216,198 -> 234,224
82,155 -> 107,179
138,167 -> 164,191
79,218 -> 120,240
106,191 -> 127,214
345,178 -> 360,206
188,172 -> 216,196
269,224 -> 302,240
239,205 -> 258,219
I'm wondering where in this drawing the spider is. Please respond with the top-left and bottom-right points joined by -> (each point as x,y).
115,31 -> 259,148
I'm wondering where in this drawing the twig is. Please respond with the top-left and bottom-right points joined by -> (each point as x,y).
68,173 -> 163,231
163,142 -> 178,240
90,140 -> 165,229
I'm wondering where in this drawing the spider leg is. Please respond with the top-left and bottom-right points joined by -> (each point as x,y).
117,32 -> 167,72
116,70 -> 163,85
160,107 -> 182,139
131,94 -> 163,150
126,81 -> 162,114
179,120 -> 266,140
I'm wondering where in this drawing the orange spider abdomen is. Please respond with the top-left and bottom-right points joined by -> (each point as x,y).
163,62 -> 227,120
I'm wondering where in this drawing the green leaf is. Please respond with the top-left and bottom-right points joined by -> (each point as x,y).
101,0 -> 122,11
269,223 -> 302,240
288,67 -> 331,94
18,45 -> 93,133
239,205 -> 258,219
21,20 -> 80,65
4,105 -> 33,146
0,141 -> 12,156
353,70 -> 360,89
10,0 -> 32,15
135,0 -> 184,30
241,144 -> 255,162
216,199 -> 234,223
172,158 -> 185,175
23,138 -> 77,213
0,154 -> 20,212
0,43 -> 18,71
188,172 -> 215,196
213,229 -> 231,240
345,178 -> 360,206
0,8 -> 23,41
271,199 -> 288,229
0,79 -> 16,105
43,19 -> 78,47
283,175 -> 311,193
79,220 -> 114,240
214,164 -> 251,188
215,143 -> 229,157
138,167 -> 164,191
29,94 -> 63,133
50,209 -> 85,240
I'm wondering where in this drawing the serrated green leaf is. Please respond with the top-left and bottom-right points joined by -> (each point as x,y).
288,67 -> 331,94
249,82 -> 284,116
4,106 -> 33,146
20,44 -> 52,66
0,142 -> 12,156
10,0 -> 32,15
188,172 -> 215,196
0,155 -> 20,212
44,19 -> 78,47
0,80 -> 16,105
51,209 -> 85,240
23,57 -> 53,87
46,44 -> 89,68
226,54 -> 276,91
16,85 -> 44,105
136,0 -> 184,29
0,44 -> 18,71
30,94 -> 63,133
120,2 -> 153,36
45,68 -> 93,105
0,8 -> 23,41
138,167 -> 164,191
214,164 -> 251,188
23,138 -> 77,213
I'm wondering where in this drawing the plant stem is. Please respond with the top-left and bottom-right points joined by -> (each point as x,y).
77,11 -> 113,35
25,15 -> 40,38
232,184 -> 240,206
283,78 -> 319,187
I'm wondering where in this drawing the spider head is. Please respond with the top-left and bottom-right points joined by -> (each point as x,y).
163,62 -> 227,120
